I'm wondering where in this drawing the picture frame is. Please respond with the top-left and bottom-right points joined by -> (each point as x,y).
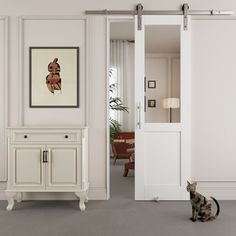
148,99 -> 156,108
29,47 -> 79,108
148,80 -> 156,89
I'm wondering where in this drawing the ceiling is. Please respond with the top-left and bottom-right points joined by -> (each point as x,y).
110,22 -> 180,53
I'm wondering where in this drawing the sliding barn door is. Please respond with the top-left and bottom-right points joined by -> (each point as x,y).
135,15 -> 191,200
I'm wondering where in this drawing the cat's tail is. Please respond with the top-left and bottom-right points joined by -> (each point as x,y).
210,196 -> 220,219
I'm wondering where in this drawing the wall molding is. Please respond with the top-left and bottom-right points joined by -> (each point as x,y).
18,17 -> 24,125
190,180 -> 236,200
0,16 -> 9,181
191,178 -> 236,182
0,182 -> 7,199
1,182 -> 236,200
18,15 -> 87,126
192,17 -> 236,21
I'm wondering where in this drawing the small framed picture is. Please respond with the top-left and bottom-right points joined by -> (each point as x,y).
148,80 -> 156,89
148,99 -> 156,108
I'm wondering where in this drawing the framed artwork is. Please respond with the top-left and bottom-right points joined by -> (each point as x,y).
148,99 -> 156,108
148,80 -> 156,89
29,47 -> 79,108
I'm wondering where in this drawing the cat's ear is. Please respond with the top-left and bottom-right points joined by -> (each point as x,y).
192,182 -> 197,187
187,180 -> 191,185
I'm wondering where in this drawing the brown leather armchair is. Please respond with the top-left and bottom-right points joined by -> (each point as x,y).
111,132 -> 134,165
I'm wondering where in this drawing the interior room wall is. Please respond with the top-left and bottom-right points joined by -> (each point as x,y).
21,17 -> 86,126
191,19 -> 236,197
0,17 -> 7,182
1,0 -> 236,199
110,22 -> 135,132
145,54 -> 180,123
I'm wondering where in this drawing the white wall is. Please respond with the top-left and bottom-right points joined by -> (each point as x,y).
21,17 -> 86,126
122,43 -> 135,132
191,20 -> 236,197
192,19 -> 236,179
1,0 -> 236,199
0,17 -> 7,182
145,54 -> 180,123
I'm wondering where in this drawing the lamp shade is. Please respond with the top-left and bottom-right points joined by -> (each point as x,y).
162,98 -> 180,109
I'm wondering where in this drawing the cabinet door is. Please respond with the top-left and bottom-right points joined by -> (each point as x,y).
9,145 -> 45,190
46,145 -> 81,190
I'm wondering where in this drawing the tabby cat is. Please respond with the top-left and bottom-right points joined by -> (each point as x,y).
186,181 -> 220,222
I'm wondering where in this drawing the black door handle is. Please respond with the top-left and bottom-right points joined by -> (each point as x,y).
43,150 -> 48,163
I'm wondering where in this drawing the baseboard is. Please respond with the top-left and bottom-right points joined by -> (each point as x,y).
192,180 -> 236,200
88,187 -> 107,200
0,182 -> 6,200
0,183 -> 107,200
2,181 -> 236,200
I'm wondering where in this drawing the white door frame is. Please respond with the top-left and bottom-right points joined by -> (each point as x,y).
106,16 -> 134,200
135,15 -> 191,200
106,15 -> 191,200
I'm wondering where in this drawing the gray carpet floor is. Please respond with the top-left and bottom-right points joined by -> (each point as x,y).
0,159 -> 236,236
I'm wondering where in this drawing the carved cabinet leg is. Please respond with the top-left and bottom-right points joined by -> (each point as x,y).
5,192 -> 17,211
75,192 -> 87,211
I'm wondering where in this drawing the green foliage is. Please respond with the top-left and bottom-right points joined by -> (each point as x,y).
109,118 -> 121,139
109,96 -> 128,112
109,69 -> 128,139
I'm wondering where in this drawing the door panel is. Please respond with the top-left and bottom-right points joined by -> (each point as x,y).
135,15 -> 191,200
46,145 -> 81,189
9,145 -> 45,190
144,132 -> 180,186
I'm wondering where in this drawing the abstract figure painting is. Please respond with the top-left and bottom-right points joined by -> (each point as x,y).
30,47 -> 79,108
46,58 -> 62,94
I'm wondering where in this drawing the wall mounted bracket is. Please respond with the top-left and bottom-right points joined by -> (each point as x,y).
85,3 -> 234,31
182,3 -> 189,30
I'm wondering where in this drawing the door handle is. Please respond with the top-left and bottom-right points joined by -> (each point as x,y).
42,150 -> 48,163
137,102 -> 141,129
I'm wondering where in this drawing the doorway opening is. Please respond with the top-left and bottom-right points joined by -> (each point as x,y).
106,15 -> 190,200
107,18 -> 135,199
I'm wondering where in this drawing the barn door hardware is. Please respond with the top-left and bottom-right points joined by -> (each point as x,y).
85,3 -> 234,31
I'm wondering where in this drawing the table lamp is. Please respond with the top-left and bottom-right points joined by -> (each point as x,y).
162,98 -> 180,122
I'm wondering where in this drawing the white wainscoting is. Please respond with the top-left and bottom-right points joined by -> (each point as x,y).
0,182 -> 7,200
0,15 -> 108,201
0,16 -> 8,182
18,16 -> 87,126
191,180 -> 236,200
2,181 -> 236,200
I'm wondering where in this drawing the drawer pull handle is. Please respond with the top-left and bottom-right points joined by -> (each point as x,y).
24,135 -> 28,139
43,151 -> 48,163
65,135 -> 68,139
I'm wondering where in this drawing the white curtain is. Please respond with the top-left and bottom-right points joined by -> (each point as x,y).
110,40 -> 134,131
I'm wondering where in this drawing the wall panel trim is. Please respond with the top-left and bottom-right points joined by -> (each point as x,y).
191,180 -> 236,200
0,16 -> 9,181
18,15 -> 87,126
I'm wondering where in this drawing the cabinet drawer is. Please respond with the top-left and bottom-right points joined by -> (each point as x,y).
11,131 -> 81,143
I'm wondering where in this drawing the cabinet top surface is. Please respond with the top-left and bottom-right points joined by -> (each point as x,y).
7,126 -> 88,130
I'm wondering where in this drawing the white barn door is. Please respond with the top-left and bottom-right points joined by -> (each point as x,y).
135,15 -> 191,200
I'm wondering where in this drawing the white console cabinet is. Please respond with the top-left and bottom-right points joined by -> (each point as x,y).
5,127 -> 89,211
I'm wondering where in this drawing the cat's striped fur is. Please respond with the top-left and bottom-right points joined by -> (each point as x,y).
186,181 -> 220,222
